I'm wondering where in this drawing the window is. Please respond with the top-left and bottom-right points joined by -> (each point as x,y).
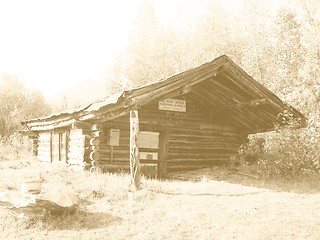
139,131 -> 159,161
139,131 -> 159,149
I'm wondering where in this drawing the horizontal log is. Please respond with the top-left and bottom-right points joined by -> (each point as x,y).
168,139 -> 242,145
167,163 -> 225,173
100,163 -> 130,171
99,157 -> 129,163
168,151 -> 237,156
167,157 -> 232,164
100,140 -> 130,147
99,145 -> 130,151
168,145 -> 239,150
99,149 -> 129,155
167,152 -> 236,158
140,159 -> 159,164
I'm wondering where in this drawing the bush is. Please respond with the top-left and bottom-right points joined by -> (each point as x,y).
241,111 -> 320,178
0,132 -> 32,161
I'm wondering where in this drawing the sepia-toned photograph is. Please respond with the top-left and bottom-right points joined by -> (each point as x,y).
0,0 -> 319,239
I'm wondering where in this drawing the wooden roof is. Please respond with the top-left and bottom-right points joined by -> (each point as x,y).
22,55 -> 307,133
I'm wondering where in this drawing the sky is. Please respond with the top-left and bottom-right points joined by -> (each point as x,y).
0,0 -> 210,98
0,0 -> 278,98
0,0 -> 133,97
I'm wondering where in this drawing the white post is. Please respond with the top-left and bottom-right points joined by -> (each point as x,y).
129,109 -> 140,190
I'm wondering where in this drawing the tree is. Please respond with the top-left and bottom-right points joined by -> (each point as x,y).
0,74 -> 51,136
124,0 -> 162,86
274,8 -> 305,94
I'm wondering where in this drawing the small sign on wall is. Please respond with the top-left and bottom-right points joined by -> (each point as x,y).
158,99 -> 186,112
107,129 -> 120,146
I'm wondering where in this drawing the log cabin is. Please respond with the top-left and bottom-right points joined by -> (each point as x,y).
21,55 -> 306,178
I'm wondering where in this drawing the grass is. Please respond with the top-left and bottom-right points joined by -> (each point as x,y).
1,157 -> 320,240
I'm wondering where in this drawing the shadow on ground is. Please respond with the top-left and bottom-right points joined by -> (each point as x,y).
42,211 -> 122,230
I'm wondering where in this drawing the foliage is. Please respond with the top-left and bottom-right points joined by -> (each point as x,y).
237,109 -> 320,178
0,133 -> 32,161
0,74 -> 51,136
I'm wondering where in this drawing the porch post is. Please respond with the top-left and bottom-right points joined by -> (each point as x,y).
129,109 -> 140,190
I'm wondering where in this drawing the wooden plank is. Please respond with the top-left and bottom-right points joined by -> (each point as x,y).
214,99 -> 268,112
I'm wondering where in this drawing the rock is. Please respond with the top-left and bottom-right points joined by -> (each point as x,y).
35,192 -> 80,216
0,191 -> 80,217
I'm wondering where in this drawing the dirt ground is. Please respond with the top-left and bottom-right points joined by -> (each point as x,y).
167,164 -> 320,194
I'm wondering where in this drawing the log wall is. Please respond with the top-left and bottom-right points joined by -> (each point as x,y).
37,132 -> 52,162
36,96 -> 248,176
95,96 -> 248,175
139,98 -> 247,173
68,128 -> 87,170
97,119 -> 130,171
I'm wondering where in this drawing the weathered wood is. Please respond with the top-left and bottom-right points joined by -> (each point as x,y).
89,151 -> 101,161
100,163 -> 130,171
67,129 -> 86,167
90,145 -> 100,151
158,131 -> 169,178
110,146 -> 114,163
93,96 -> 248,175
129,109 -> 140,190
89,137 -> 100,146
91,124 -> 100,131
90,131 -> 101,138
71,121 -> 91,129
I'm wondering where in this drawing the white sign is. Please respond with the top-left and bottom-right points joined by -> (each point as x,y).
107,129 -> 120,146
158,99 -> 186,112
